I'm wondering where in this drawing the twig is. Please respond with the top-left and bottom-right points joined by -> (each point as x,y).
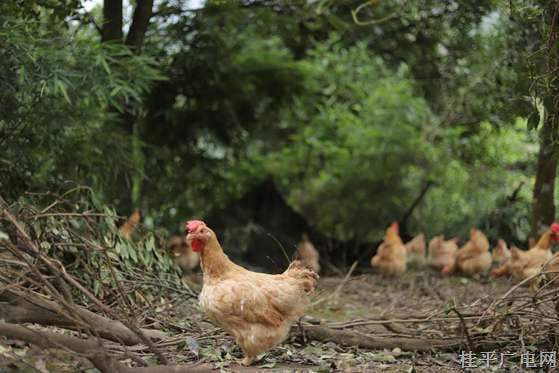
311,261 -> 357,307
449,308 -> 475,352
333,261 -> 358,299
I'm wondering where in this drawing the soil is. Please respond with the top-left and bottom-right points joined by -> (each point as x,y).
0,269 -> 533,372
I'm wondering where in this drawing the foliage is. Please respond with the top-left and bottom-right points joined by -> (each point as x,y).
7,188 -> 178,301
242,39 -> 538,243
0,0 -> 553,249
0,17 -> 164,201
139,2 -> 311,228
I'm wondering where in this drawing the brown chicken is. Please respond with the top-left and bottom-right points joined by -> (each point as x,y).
492,223 -> 559,286
371,222 -> 407,277
167,235 -> 200,275
492,239 -> 511,267
294,233 -> 320,274
405,233 -> 426,266
442,228 -> 491,277
505,247 -> 530,279
543,251 -> 559,286
118,209 -> 141,239
427,235 -> 458,271
185,220 -> 318,366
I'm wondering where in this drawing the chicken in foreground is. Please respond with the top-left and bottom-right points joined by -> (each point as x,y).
427,235 -> 458,271
492,223 -> 559,286
441,228 -> 491,277
405,233 -> 426,267
295,233 -> 320,274
371,222 -> 407,277
492,239 -> 511,267
167,235 -> 200,276
185,220 -> 318,366
118,209 -> 141,239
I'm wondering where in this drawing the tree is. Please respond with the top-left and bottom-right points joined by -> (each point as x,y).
530,2 -> 559,236
0,6 -> 162,200
498,0 -> 559,236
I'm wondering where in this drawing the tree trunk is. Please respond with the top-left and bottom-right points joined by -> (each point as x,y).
531,120 -> 558,236
101,0 -> 123,42
531,3 -> 559,237
100,0 -> 154,210
126,0 -> 154,50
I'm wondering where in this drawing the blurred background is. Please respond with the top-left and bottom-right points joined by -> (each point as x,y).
1,0 -> 557,269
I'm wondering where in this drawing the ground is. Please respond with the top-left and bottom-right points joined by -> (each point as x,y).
0,268 -> 539,372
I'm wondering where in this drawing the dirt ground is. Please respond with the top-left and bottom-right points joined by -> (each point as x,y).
0,269 -> 536,372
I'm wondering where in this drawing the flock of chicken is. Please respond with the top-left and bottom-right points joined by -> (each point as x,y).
116,212 -> 559,366
371,221 -> 559,289
118,210 -> 559,291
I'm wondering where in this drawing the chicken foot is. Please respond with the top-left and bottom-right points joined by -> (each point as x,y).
239,356 -> 256,366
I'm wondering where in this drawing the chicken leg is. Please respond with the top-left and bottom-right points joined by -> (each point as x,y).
240,356 -> 256,366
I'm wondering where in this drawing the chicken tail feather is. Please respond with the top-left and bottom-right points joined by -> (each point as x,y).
285,260 -> 319,293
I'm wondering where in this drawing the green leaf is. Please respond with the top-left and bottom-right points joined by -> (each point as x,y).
54,79 -> 71,104
93,280 -> 101,295
31,221 -> 42,237
129,246 -> 138,262
146,235 -> 155,252
527,110 -> 540,130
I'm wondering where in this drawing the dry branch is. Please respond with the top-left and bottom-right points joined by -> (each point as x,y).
0,289 -> 166,345
1,197 -> 168,364
299,324 -> 501,352
0,321 -> 212,373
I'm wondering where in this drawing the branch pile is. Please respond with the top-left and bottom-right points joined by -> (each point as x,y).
301,273 -> 559,358
0,192 -> 208,372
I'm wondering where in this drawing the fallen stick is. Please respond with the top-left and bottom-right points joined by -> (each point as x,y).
0,321 -> 213,373
298,324 -> 501,352
0,289 -> 167,345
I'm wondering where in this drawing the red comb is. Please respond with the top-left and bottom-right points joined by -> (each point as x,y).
551,222 -> 559,233
391,221 -> 399,233
186,220 -> 206,233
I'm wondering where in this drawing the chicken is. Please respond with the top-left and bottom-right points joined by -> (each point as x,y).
543,251 -> 559,287
492,246 -> 528,278
405,233 -> 426,267
167,235 -> 200,275
492,239 -> 511,267
427,235 -> 458,271
118,209 -> 141,239
492,223 -> 559,286
441,228 -> 491,277
294,233 -> 320,274
185,220 -> 318,366
371,222 -> 407,277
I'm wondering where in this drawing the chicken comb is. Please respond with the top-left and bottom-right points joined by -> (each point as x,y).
186,220 -> 206,234
551,222 -> 559,234
390,221 -> 399,234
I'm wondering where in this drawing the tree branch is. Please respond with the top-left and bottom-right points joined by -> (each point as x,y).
102,0 -> 124,42
0,289 -> 166,345
0,321 -> 213,373
298,324 -> 500,352
126,0 -> 154,49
